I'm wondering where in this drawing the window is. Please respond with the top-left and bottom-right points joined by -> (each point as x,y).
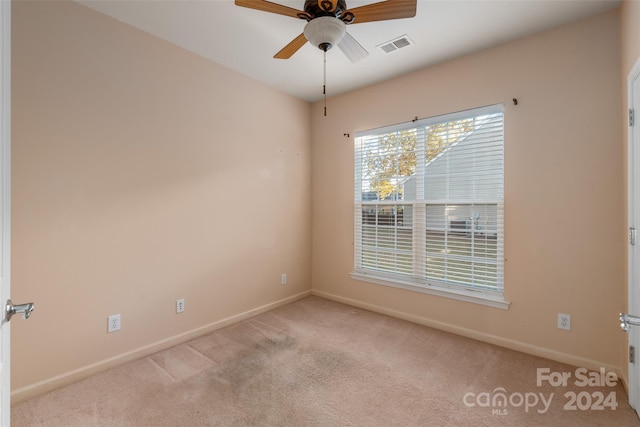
352,104 -> 507,309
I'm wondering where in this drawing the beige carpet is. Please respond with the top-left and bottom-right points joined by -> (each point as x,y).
11,296 -> 640,426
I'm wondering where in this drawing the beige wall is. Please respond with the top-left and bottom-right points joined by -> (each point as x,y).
311,10 -> 623,372
621,0 -> 640,77
11,1 -> 312,399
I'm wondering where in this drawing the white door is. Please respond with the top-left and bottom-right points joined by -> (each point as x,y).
0,0 -> 10,424
625,57 -> 640,414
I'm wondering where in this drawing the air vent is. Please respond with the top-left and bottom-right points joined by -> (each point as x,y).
376,35 -> 414,54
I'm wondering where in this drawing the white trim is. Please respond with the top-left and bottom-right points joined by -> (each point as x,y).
312,289 -> 620,379
360,199 -> 503,205
627,56 -> 640,412
11,291 -> 312,404
0,1 -> 10,424
351,271 -> 510,310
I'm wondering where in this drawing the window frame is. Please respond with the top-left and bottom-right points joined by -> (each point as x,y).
352,104 -> 509,310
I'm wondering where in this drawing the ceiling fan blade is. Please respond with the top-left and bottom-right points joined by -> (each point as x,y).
274,33 -> 308,59
346,0 -> 417,24
234,0 -> 302,19
338,32 -> 369,63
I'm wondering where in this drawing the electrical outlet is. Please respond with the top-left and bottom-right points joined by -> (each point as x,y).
108,314 -> 121,333
558,313 -> 571,331
281,273 -> 287,285
176,298 -> 185,314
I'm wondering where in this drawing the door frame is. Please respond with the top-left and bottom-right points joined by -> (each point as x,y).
627,56 -> 640,412
0,0 -> 10,424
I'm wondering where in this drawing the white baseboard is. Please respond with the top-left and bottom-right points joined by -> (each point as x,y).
312,289 -> 624,381
11,290 -> 312,404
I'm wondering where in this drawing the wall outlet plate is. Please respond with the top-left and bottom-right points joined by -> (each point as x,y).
176,298 -> 185,314
558,313 -> 571,331
108,314 -> 121,333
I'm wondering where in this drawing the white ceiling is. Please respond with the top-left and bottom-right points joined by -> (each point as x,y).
77,0 -> 620,102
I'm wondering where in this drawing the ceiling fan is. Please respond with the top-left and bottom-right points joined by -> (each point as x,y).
235,0 -> 417,63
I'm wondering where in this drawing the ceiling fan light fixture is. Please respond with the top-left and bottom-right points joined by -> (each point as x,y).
304,16 -> 346,52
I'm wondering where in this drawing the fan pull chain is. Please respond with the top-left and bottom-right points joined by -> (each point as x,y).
323,49 -> 327,117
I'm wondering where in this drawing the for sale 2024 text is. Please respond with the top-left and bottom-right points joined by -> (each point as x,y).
537,367 -> 618,411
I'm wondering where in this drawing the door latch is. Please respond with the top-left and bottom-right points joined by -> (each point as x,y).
5,299 -> 35,322
620,313 -> 640,332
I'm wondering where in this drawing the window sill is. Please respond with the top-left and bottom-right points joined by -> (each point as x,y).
350,271 -> 510,310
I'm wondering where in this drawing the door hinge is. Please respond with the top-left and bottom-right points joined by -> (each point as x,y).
631,345 -> 636,364
630,227 -> 636,245
631,108 -> 635,127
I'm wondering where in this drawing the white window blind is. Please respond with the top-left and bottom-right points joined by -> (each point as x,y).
354,104 -> 505,301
